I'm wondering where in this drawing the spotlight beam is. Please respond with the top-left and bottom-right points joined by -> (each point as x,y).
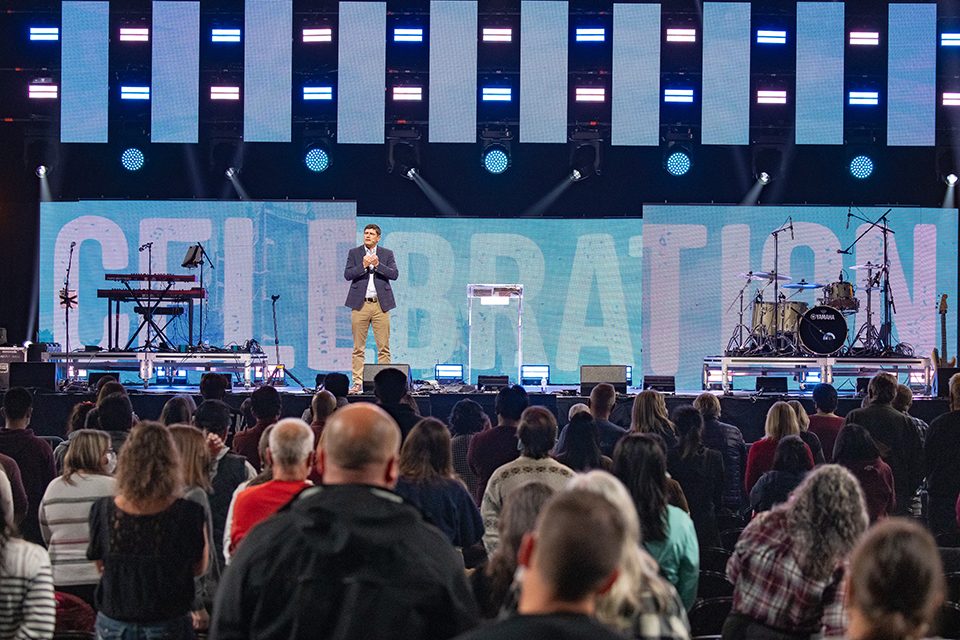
409,171 -> 458,216
522,177 -> 575,217
943,184 -> 956,210
225,167 -> 250,200
739,179 -> 766,206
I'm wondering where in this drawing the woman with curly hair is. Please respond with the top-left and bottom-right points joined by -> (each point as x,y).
631,390 -> 677,451
88,422 -> 208,639
847,518 -> 945,640
566,471 -> 691,640
724,464 -> 869,639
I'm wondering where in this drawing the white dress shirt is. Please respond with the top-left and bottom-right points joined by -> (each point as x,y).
364,246 -> 377,299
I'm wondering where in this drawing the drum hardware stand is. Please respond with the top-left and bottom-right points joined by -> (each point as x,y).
265,294 -> 308,390
725,274 -> 759,354
59,241 -> 78,386
769,217 -> 795,354
841,209 -> 904,356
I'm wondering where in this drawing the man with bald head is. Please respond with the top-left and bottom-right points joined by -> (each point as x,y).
211,403 -> 479,640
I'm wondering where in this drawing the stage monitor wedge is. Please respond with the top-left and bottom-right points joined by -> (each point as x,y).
362,363 -> 411,393
580,365 -> 628,395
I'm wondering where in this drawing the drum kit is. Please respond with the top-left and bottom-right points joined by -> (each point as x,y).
725,211 -> 913,358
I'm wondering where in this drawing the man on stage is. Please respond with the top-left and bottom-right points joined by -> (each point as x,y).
344,224 -> 398,393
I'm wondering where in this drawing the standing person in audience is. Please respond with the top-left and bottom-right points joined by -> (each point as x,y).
96,392 -> 135,453
748,435 -> 813,514
394,418 -> 483,550
160,395 -> 197,427
211,403 -> 479,640
468,385 -> 529,503
567,471 -> 691,640
453,490 -> 628,640
169,425 -> 219,629
373,368 -> 420,441
0,475 -> 56,640
667,406 -> 723,549
470,483 -> 555,619
193,400 -> 256,565
481,407 -> 575,554
448,399 -> 488,503
228,419 -> 313,555
788,400 -> 825,464
724,465 -> 868,640
557,384 -> 626,456
221,425 -> 275,566
631,390 -> 677,451
807,383 -> 845,462
0,388 -> 56,545
693,393 -> 747,513
894,384 -> 929,446
232,385 -> 282,470
834,424 -> 895,523
923,373 -> 960,535
39,430 -> 116,607
555,413 -> 612,473
846,519 -> 944,640
613,434 -> 699,609
88,422 -> 208,640
744,401 -> 813,493
845,373 -> 922,516
54,401 -> 96,471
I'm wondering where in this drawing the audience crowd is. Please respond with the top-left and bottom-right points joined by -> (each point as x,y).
0,369 -> 958,640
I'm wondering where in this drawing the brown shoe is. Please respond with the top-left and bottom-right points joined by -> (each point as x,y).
349,384 -> 363,395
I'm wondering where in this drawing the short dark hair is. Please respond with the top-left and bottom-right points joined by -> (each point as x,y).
194,400 -> 232,437
373,368 -> 408,404
533,490 -> 626,602
448,399 -> 487,436
518,406 -> 557,459
98,392 -> 134,433
833,423 -> 882,464
364,223 -> 381,236
200,373 -> 229,400
773,435 -> 814,474
868,373 -> 898,405
812,383 -> 839,413
322,372 -> 350,399
250,386 -> 282,420
495,385 -> 529,422
2,387 -> 32,421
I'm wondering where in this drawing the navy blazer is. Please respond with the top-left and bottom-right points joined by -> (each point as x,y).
343,245 -> 398,311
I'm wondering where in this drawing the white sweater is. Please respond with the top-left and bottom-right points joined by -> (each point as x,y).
480,456 -> 575,554
39,473 -> 116,586
0,538 -> 55,640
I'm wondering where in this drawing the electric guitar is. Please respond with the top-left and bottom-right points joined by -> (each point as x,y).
932,294 -> 956,369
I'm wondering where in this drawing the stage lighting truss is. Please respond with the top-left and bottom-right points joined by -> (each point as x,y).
569,129 -> 602,181
304,144 -> 331,173
121,148 -> 145,172
387,127 -> 421,180
849,154 -> 874,180
480,128 -> 513,175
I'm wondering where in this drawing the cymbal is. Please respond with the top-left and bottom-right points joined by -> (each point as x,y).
850,261 -> 882,271
782,280 -> 826,290
738,271 -> 792,282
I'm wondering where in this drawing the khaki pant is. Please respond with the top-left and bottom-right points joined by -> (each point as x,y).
351,300 -> 391,386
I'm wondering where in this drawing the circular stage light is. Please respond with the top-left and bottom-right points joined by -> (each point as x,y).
665,151 -> 691,177
305,147 -> 330,173
849,155 -> 874,180
482,147 -> 510,175
121,148 -> 145,172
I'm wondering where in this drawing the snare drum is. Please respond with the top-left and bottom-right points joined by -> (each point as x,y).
822,281 -> 860,314
751,301 -> 809,334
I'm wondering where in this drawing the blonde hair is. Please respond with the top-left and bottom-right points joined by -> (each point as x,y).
782,464 -> 868,580
631,390 -> 674,438
765,401 -> 799,440
787,400 -> 810,433
950,373 -> 960,412
168,425 -> 212,492
115,422 -> 182,504
63,430 -> 111,484
567,471 -> 683,632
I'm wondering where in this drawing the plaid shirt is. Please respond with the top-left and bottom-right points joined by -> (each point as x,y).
725,510 -> 847,637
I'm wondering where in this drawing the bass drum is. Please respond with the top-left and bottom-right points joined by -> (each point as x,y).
798,305 -> 848,355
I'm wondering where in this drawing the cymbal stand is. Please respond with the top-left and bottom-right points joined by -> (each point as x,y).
841,209 -> 896,355
770,218 -> 793,354
725,275 -> 755,354
59,242 -> 78,385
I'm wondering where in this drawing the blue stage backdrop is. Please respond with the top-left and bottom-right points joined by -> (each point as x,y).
40,203 -> 644,384
643,206 -> 958,390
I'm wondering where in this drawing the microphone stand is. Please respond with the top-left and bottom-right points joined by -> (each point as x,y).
197,242 -> 214,347
265,295 -> 307,390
